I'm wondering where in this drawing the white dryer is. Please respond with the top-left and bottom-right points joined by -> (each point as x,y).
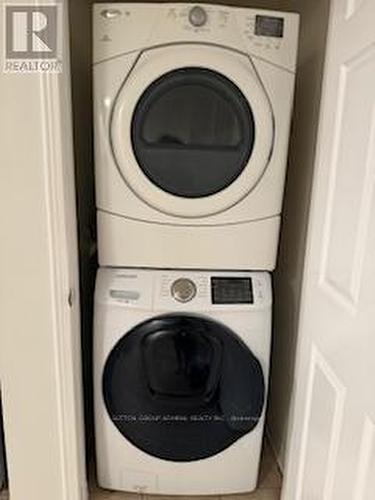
93,3 -> 299,270
94,268 -> 272,495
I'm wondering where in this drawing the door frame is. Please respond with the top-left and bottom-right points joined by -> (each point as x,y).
0,1 -> 87,499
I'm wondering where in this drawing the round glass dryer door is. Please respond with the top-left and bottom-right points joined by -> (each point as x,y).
131,68 -> 255,198
103,314 -> 265,462
111,44 -> 274,218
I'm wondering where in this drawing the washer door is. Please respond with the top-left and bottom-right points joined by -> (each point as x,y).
111,44 -> 274,218
103,314 -> 265,461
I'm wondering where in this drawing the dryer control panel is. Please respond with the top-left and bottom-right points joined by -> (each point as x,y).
93,3 -> 299,72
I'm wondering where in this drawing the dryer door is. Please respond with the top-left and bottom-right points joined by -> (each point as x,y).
111,44 -> 273,218
102,314 -> 265,461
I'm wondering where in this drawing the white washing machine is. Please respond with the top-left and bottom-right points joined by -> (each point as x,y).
93,3 -> 299,270
94,268 -> 272,495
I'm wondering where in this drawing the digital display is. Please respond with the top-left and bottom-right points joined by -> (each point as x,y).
255,15 -> 284,38
211,278 -> 253,304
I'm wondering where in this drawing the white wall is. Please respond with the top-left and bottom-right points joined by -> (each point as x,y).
266,0 -> 331,468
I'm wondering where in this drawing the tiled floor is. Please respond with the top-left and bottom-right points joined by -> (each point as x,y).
0,441 -> 281,500
90,440 -> 282,500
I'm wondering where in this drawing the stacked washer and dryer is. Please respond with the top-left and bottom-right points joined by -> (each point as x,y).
93,3 -> 299,495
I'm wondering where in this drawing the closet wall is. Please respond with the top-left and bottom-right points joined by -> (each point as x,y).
68,0 -> 330,471
69,0 -> 97,458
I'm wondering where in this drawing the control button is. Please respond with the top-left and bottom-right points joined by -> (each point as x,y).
101,9 -> 122,19
189,6 -> 207,27
110,290 -> 140,300
171,278 -> 197,303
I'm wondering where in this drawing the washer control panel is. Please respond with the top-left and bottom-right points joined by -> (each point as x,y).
171,278 -> 197,303
98,269 -> 272,310
158,271 -> 271,310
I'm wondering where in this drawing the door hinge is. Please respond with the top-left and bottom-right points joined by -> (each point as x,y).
68,288 -> 75,308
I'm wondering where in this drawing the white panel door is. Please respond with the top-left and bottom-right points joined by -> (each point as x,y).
282,0 -> 375,499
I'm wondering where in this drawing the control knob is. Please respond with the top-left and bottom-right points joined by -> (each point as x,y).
171,278 -> 197,303
189,6 -> 208,27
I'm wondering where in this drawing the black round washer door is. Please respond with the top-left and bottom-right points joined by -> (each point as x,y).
131,68 -> 255,198
103,314 -> 265,462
